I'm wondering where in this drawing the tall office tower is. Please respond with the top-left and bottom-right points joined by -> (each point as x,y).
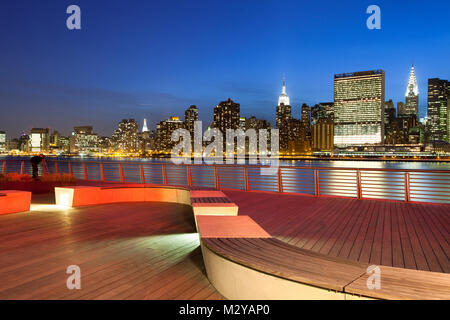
30,128 -> 50,153
334,70 -> 385,146
427,78 -> 449,141
384,100 -> 396,125
276,78 -> 292,128
184,105 -> 198,135
70,126 -> 99,154
301,104 -> 311,135
0,131 -> 6,152
142,118 -> 149,133
405,65 -> 419,119
397,102 -> 407,118
320,102 -> 334,121
311,103 -> 335,126
276,78 -> 292,150
156,116 -> 185,152
112,119 -> 140,153
213,98 -> 240,135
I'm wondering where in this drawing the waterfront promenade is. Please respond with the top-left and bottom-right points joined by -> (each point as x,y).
0,187 -> 448,299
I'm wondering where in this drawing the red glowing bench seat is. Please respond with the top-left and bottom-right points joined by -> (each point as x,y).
55,185 -> 191,207
0,190 -> 32,215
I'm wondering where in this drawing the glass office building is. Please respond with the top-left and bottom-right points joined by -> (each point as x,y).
334,70 -> 385,146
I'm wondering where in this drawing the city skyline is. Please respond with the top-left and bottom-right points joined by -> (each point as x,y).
1,0 -> 450,137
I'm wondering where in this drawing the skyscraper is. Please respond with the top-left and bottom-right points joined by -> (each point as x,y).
184,105 -> 199,135
276,78 -> 291,128
112,119 -> 140,153
156,116 -> 184,152
213,98 -> 240,134
0,131 -> 6,152
334,70 -> 385,146
301,104 -> 311,138
427,78 -> 449,141
30,128 -> 50,153
70,126 -> 98,154
276,78 -> 292,150
405,65 -> 419,119
142,118 -> 149,133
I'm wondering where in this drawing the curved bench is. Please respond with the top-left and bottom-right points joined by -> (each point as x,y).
197,215 -> 450,300
55,185 -> 191,207
0,190 -> 32,215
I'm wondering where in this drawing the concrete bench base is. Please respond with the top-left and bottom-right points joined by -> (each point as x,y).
190,190 -> 239,230
0,190 -> 32,215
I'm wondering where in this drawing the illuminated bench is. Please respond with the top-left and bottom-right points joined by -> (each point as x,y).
190,190 -> 239,229
196,215 -> 450,300
0,190 -> 32,215
55,185 -> 191,207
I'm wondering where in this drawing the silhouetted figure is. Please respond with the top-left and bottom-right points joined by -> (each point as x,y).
30,155 -> 45,180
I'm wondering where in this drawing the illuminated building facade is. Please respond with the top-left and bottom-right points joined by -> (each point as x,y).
112,119 -> 140,153
213,98 -> 240,135
70,126 -> 99,154
0,131 -> 5,152
156,116 -> 184,152
427,78 -> 449,142
30,128 -> 50,153
184,105 -> 198,136
276,78 -> 292,150
334,70 -> 385,146
312,119 -> 334,152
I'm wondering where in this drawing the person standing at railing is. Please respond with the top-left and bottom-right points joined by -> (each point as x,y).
30,154 -> 45,180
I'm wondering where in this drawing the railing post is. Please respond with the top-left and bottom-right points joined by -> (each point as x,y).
356,170 -> 362,200
244,167 -> 249,191
83,162 -> 88,180
214,166 -> 219,190
100,163 -> 106,181
20,161 -> 25,174
2,161 -> 5,175
68,161 -> 73,177
42,159 -> 48,175
119,163 -> 125,183
278,167 -> 283,193
404,172 -> 409,202
140,164 -> 145,184
55,161 -> 59,175
162,164 -> 167,185
187,165 -> 192,187
314,169 -> 320,197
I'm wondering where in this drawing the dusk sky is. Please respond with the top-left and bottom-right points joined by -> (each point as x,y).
1,0 -> 450,138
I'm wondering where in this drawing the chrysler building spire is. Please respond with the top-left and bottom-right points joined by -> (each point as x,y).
406,65 -> 419,97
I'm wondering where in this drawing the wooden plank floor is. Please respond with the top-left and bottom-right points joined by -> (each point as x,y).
224,190 -> 450,274
0,197 -> 223,300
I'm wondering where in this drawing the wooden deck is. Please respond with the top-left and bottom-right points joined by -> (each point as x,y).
224,190 -> 450,274
1,189 -> 449,300
0,196 -> 223,300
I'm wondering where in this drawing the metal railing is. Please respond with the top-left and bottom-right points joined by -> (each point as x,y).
1,159 -> 450,204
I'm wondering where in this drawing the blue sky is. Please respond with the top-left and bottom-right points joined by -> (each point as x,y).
1,0 -> 450,137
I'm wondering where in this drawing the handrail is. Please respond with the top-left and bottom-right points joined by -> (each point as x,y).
1,159 -> 449,204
